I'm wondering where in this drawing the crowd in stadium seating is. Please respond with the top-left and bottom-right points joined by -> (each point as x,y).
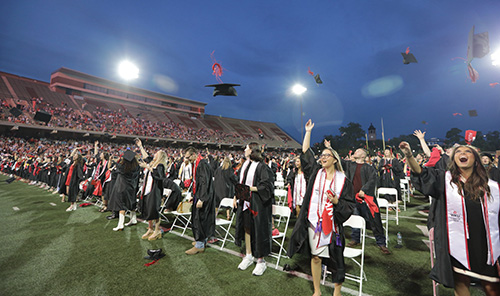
1,97 -> 267,145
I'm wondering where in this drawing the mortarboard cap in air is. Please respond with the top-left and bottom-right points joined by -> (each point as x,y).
401,52 -> 418,64
205,83 -> 240,96
314,74 -> 323,84
467,26 -> 490,63
123,150 -> 136,162
468,109 -> 478,117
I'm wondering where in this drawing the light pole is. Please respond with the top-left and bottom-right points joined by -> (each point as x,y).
292,84 -> 307,140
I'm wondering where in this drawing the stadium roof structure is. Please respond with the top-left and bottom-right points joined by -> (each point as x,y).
50,67 -> 206,117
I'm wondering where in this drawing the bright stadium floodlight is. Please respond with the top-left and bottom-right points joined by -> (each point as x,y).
292,84 -> 307,95
118,60 -> 139,80
492,49 -> 500,66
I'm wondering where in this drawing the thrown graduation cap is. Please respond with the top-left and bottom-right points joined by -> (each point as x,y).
401,47 -> 418,64
314,74 -> 323,84
468,109 -> 478,117
308,67 -> 323,85
123,150 -> 136,162
466,26 -> 490,83
205,83 -> 240,96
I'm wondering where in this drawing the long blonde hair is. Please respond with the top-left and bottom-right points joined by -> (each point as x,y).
221,157 -> 232,170
150,150 -> 167,169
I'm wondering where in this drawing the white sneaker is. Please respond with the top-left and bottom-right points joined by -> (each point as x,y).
252,262 -> 267,276
238,255 -> 254,270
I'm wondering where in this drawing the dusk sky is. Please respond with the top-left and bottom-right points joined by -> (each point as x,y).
1,0 -> 499,144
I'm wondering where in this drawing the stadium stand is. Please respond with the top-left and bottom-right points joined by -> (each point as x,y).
0,69 -> 300,150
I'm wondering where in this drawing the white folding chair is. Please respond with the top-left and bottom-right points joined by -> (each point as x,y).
376,197 -> 390,242
270,204 -> 291,269
274,189 -> 288,207
322,215 -> 367,296
275,173 -> 284,182
376,187 -> 399,225
214,198 -> 235,250
400,178 -> 410,210
159,188 -> 172,222
274,180 -> 284,189
169,192 -> 192,236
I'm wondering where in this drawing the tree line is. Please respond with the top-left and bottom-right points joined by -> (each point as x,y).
312,122 -> 500,156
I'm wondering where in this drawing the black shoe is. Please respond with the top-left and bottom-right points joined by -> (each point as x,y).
106,214 -> 117,220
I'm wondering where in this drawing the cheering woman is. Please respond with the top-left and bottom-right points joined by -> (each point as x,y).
400,141 -> 500,295
288,119 -> 355,296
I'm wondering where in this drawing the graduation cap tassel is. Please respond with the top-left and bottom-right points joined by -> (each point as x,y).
467,63 -> 479,83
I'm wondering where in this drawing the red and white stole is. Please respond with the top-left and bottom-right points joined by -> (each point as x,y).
308,169 -> 346,247
445,171 -> 500,269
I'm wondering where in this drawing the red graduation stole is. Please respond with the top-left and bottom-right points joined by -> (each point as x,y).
355,193 -> 379,218
192,154 -> 203,195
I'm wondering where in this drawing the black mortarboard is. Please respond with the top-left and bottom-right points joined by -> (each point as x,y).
401,52 -> 418,64
144,248 -> 166,260
123,150 -> 136,162
468,109 -> 478,117
205,83 -> 240,96
314,74 -> 323,84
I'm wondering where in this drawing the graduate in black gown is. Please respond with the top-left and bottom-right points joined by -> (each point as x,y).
213,157 -> 237,220
138,150 -> 167,241
377,146 -> 403,202
107,150 -> 140,231
64,149 -> 84,212
93,141 -> 111,212
184,146 -> 216,255
401,141 -> 500,295
233,142 -> 274,276
288,119 -> 355,296
286,156 -> 306,217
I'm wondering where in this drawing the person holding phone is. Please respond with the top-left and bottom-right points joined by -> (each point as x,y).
288,119 -> 355,296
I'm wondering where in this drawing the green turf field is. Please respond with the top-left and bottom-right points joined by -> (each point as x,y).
0,175 -> 486,295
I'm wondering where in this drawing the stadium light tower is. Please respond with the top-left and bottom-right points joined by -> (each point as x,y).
292,84 -> 307,140
118,60 -> 139,80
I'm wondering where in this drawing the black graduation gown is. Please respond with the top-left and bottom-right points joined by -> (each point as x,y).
413,167 -> 500,287
163,179 -> 183,211
66,162 -> 84,203
377,158 -> 403,202
288,148 -> 355,283
191,159 -> 216,242
213,166 -> 237,207
141,164 -> 166,220
107,163 -> 140,212
234,161 -> 274,258
342,160 -> 384,239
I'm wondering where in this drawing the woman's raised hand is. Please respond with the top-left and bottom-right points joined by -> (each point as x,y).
305,119 -> 314,132
399,141 -> 412,157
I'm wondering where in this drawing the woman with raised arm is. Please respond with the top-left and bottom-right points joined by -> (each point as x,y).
107,150 -> 140,231
138,150 -> 167,240
400,141 -> 500,296
289,119 -> 355,296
